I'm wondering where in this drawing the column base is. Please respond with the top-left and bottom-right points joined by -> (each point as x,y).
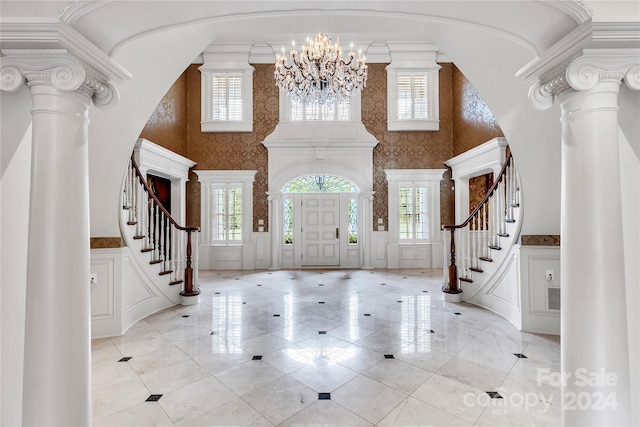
442,288 -> 463,302
180,291 -> 201,306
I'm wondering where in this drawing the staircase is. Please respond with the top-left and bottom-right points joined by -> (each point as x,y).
443,153 -> 523,321
120,155 -> 200,305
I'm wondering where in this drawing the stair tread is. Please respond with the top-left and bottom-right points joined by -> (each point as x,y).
169,280 -> 183,286
149,259 -> 163,265
497,233 -> 509,237
506,219 -> 516,223
470,267 -> 484,273
459,277 -> 474,283
127,221 -> 137,225
140,248 -> 154,253
133,235 -> 145,240
479,256 -> 493,262
159,270 -> 173,276
488,245 -> 502,250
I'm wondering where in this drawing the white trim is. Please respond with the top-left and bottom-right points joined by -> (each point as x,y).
194,170 -> 257,248
199,49 -> 254,133
386,48 -> 441,132
384,169 -> 446,269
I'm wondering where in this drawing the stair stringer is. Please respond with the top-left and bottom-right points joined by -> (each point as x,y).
119,208 -> 181,330
460,205 -> 524,329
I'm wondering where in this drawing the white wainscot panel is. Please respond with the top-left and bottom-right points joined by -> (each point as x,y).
519,246 -> 561,335
210,246 -> 243,269
372,231 -> 388,269
90,248 -> 123,338
253,232 -> 270,269
399,244 -> 432,268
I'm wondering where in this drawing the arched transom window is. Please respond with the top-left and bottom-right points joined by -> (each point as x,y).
283,175 -> 358,193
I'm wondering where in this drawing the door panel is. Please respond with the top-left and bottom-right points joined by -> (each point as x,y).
302,194 -> 340,266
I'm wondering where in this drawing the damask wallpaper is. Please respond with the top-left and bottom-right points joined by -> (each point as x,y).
139,71 -> 188,158
139,61 -> 501,232
452,67 -> 504,157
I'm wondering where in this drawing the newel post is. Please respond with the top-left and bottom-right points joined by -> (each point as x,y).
442,226 -> 462,302
180,228 -> 200,305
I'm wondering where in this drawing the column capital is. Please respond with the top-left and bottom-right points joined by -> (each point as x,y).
1,49 -> 120,108
266,191 -> 283,202
517,22 -> 640,110
359,190 -> 375,201
0,21 -> 130,109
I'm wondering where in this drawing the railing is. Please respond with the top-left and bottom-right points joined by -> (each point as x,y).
442,152 -> 519,295
122,155 -> 200,298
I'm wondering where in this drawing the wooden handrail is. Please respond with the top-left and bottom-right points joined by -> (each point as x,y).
442,152 -> 515,296
130,154 -> 198,233
128,154 -> 199,297
443,152 -> 513,230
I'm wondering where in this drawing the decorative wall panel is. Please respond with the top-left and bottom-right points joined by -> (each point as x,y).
452,67 -> 504,156
139,72 -> 188,158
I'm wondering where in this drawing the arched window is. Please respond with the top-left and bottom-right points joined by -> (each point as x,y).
283,175 -> 358,193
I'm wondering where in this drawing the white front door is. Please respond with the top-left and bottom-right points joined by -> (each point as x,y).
301,194 -> 340,266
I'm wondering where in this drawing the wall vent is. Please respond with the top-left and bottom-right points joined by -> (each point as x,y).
548,287 -> 561,311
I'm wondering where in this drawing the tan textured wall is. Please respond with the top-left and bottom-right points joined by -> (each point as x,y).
139,71 -> 188,158
185,64 -> 276,230
141,63 -> 501,232
452,67 -> 504,157
363,63 -> 455,229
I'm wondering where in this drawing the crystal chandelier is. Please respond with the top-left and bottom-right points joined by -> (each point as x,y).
274,33 -> 368,105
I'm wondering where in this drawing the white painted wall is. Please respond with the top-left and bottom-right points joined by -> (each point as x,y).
0,88 -> 32,427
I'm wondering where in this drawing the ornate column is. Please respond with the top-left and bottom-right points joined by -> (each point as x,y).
1,39 -> 127,426
523,47 -> 639,426
359,191 -> 374,269
267,192 -> 282,270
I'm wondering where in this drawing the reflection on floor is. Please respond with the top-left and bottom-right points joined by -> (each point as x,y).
92,269 -> 561,426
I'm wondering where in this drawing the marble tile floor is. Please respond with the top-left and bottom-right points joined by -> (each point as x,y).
92,269 -> 561,426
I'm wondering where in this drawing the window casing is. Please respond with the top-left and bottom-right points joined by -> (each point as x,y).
386,49 -> 440,131
194,170 -> 257,246
385,169 -> 445,245
199,55 -> 254,132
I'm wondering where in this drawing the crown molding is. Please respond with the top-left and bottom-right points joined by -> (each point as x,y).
0,20 -> 131,84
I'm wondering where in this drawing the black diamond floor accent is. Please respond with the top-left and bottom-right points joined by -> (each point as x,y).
252,355 -> 263,360
514,353 -> 528,358
214,292 -> 220,295
403,277 -> 407,279
381,283 -> 386,286
486,391 -> 503,399
384,354 -> 395,359
454,312 -> 462,315
235,278 -> 239,280
181,315 -> 190,318
397,300 -> 403,303
422,290 -> 429,293
319,284 -> 324,286
210,331 -> 219,335
146,394 -> 163,402
242,302 -> 247,304
319,331 -> 327,334
319,301 -> 325,304
118,357 -> 132,362
257,284 -> 262,286
318,393 -> 331,400
364,313 -> 371,317
273,314 -> 280,317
